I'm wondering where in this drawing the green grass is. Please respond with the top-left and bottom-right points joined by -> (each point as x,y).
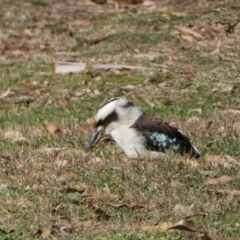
0,235 -> 21,240
1,0 -> 240,239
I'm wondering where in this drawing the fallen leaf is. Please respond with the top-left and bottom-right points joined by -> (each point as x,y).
175,26 -> 204,41
186,116 -> 200,125
92,64 -> 147,70
211,84 -> 233,93
217,126 -> 225,133
0,183 -> 8,190
188,109 -> 202,115
76,124 -> 93,134
141,222 -> 172,233
59,187 -> 86,195
0,88 -> 14,99
54,159 -> 71,168
57,216 -> 71,226
125,158 -> 139,165
113,147 -> 123,155
166,219 -> 205,233
32,226 -> 51,239
74,88 -> 90,97
73,183 -> 90,190
111,0 -> 142,4
88,157 -> 103,164
11,136 -> 30,144
207,175 -> 234,185
93,89 -> 102,96
17,197 -> 34,208
0,183 -> 11,196
3,130 -> 23,140
209,189 -> 240,196
58,172 -> 78,182
178,158 -> 199,168
78,220 -> 92,229
103,185 -> 110,195
170,180 -> 186,187
107,202 -> 152,211
205,121 -> 213,131
233,122 -> 240,136
229,106 -> 240,110
10,50 -> 26,58
74,32 -> 115,48
142,0 -> 156,7
93,208 -> 111,220
180,34 -> 195,42
40,147 -> 66,156
51,225 -> 73,236
221,109 -> 240,115
204,155 -> 240,168
144,99 -> 155,108
170,11 -> 187,17
174,204 -> 194,217
25,184 -> 44,191
54,61 -> 86,74
44,123 -> 61,134
194,232 -> 212,240
120,85 -> 136,90
89,186 -> 119,200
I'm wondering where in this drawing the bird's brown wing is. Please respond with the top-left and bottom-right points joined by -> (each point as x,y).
131,114 -> 200,158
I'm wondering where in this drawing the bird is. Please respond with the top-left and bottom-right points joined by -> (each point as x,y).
86,97 -> 201,159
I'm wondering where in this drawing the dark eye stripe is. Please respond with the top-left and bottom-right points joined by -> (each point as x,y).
96,111 -> 119,128
122,101 -> 134,108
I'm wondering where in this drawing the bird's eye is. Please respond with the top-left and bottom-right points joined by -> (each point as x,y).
122,101 -> 134,108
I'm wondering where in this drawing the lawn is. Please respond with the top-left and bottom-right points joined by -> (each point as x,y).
0,0 -> 240,239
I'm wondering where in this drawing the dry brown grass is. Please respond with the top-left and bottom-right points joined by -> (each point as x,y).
1,0 -> 240,239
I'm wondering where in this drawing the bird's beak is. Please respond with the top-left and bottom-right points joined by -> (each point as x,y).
86,127 -> 104,151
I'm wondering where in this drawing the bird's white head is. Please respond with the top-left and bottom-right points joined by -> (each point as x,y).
86,97 -> 143,150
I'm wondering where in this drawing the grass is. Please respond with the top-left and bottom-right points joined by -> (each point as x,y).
1,0 -> 240,239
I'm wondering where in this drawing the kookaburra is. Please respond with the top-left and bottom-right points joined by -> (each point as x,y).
86,97 -> 201,159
